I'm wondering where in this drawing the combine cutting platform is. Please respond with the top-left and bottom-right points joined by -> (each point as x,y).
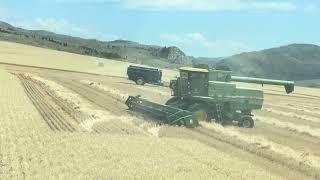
125,95 -> 198,128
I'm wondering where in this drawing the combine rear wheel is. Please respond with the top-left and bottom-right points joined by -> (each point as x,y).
136,77 -> 145,85
238,116 -> 254,128
188,104 -> 211,122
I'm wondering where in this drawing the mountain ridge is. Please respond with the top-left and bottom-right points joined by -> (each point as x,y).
0,21 -> 192,68
216,43 -> 320,81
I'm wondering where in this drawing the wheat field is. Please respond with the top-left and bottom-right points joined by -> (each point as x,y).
1,41 -> 320,179
0,69 -> 280,179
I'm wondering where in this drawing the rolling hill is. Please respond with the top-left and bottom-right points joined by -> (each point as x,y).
0,21 -> 191,68
216,44 -> 320,82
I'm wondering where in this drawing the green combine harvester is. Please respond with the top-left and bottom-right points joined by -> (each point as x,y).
125,67 -> 295,128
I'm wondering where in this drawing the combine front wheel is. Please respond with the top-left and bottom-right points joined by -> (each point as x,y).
165,97 -> 180,106
188,104 -> 210,122
165,97 -> 186,109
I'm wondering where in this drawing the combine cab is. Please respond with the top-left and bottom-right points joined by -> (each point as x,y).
125,66 -> 295,128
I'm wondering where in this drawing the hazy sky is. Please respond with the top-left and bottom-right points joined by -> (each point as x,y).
0,0 -> 319,57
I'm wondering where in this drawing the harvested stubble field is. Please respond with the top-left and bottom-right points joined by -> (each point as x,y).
1,41 -> 320,179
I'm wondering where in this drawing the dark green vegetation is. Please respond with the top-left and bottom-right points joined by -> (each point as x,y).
1,21 -> 319,87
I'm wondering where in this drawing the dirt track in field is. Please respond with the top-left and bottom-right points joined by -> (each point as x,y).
2,63 -> 320,179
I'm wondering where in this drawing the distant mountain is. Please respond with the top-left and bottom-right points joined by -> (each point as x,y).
216,44 -> 320,81
0,21 -> 192,68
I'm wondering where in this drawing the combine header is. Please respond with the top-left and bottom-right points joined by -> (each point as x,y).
125,95 -> 198,128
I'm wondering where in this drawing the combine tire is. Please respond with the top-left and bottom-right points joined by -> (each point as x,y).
238,116 -> 254,128
136,78 -> 145,85
184,117 -> 198,128
188,104 -> 211,122
165,97 -> 180,106
165,97 -> 187,109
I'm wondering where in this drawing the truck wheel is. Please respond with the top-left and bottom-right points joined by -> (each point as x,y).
238,116 -> 254,128
188,104 -> 210,122
136,78 -> 145,85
